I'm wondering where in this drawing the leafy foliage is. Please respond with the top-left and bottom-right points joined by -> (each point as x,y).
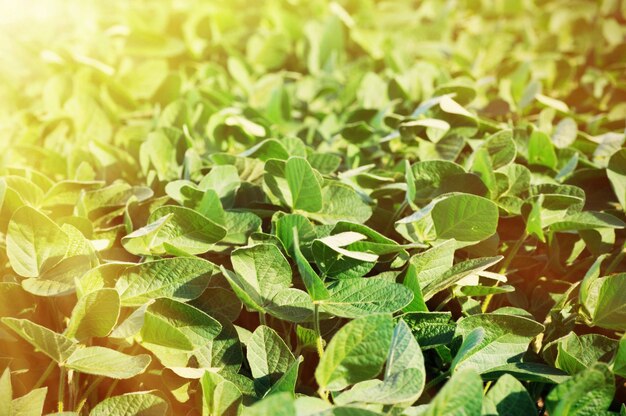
0,0 -> 625,414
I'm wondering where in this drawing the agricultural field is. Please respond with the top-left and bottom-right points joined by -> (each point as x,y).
1,0 -> 626,414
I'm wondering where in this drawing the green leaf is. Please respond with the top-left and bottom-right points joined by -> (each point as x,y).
552,117 -> 578,149
453,313 -> 544,373
140,298 -> 222,352
65,346 -> 151,379
585,273 -> 626,331
613,335 -> 626,378
404,312 -> 456,349
482,374 -> 536,416
201,371 -> 242,416
528,130 -> 557,169
66,288 -> 120,341
402,263 -> 428,313
292,228 -> 329,301
549,211 -> 625,231
315,314 -> 394,391
410,160 -> 466,201
385,319 -> 425,379
431,194 -> 499,242
483,130 -> 517,169
315,232 -> 379,262
321,278 -> 413,318
1,317 -> 76,363
308,183 -> 372,225
6,206 -> 69,278
334,368 -> 425,406
0,369 -> 11,416
274,213 -> 317,257
123,205 -> 227,255
336,318 -> 426,405
266,356 -> 302,397
422,369 -> 483,416
247,326 -> 295,395
89,392 -> 168,416
231,243 -> 292,300
285,157 -> 323,212
409,240 -> 456,293
422,256 -> 502,301
243,392 -> 295,416
607,148 -> 626,211
482,362 -> 569,384
11,387 -> 48,416
545,363 -> 614,416
553,332 -> 617,375
115,257 -> 215,306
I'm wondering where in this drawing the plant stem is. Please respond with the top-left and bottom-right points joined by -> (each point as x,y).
58,367 -> 66,412
434,292 -> 455,312
482,232 -> 528,313
317,385 -> 331,404
424,370 -> 450,391
497,231 -> 528,275
259,312 -> 267,326
483,380 -> 492,394
33,360 -> 56,390
313,303 -> 324,358
75,377 -> 104,414
104,379 -> 120,399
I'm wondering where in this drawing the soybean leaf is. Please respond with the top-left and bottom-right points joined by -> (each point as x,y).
453,313 -> 544,373
545,363 -> 615,416
285,157 -> 323,212
422,256 -> 502,301
292,228 -> 329,301
422,369 -> 483,416
482,374 -> 536,416
123,205 -> 227,255
1,317 -> 76,363
6,206 -> 68,278
201,371 -> 242,416
584,273 -> 626,331
65,346 -> 151,379
552,332 -> 617,375
431,194 -> 499,242
247,326 -> 295,395
321,278 -> 413,318
89,392 -> 168,416
607,148 -> 626,211
316,314 -> 394,391
66,288 -> 121,341
115,257 -> 215,306
11,387 -> 48,416
308,183 -> 372,225
230,244 -> 291,300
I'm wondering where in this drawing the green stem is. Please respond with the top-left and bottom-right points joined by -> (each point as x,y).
313,304 -> 324,359
259,312 -> 267,326
75,377 -> 103,413
33,360 -> 56,390
482,232 -> 528,313
318,387 -> 331,404
483,380 -> 493,394
424,370 -> 450,391
104,378 -> 120,399
434,292 -> 455,312
58,367 -> 66,412
497,231 -> 528,275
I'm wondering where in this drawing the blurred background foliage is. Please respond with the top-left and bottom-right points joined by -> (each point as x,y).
1,0 -> 625,176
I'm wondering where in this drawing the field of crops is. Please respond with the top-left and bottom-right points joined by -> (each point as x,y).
1,0 -> 626,414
